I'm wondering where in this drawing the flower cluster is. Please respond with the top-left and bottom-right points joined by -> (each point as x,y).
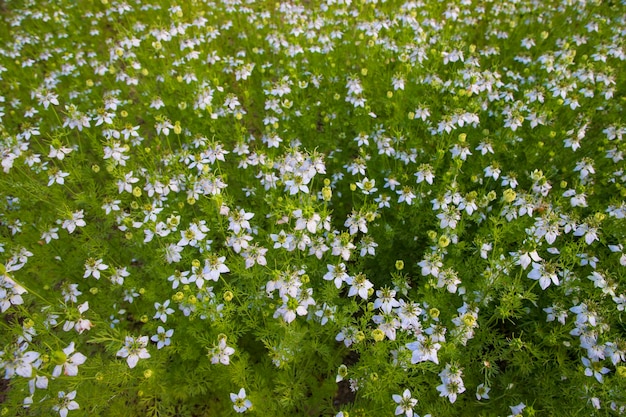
0,0 -> 625,416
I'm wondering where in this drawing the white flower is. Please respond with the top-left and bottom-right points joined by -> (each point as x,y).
336,326 -> 358,347
116,336 -> 150,368
1,343 -> 40,379
52,390 -> 79,417
323,263 -> 350,289
48,144 -> 73,160
508,402 -> 526,417
151,326 -> 174,350
345,212 -> 368,235
515,250 -> 542,270
227,233 -> 253,253
293,209 -> 322,234
346,273 -> 373,300
62,302 -> 93,334
407,336 -> 440,365
573,224 -> 599,245
110,267 -> 130,285
154,300 -> 175,322
41,227 -> 59,244
415,164 -> 434,185
374,288 -> 400,314
117,171 -> 139,193
203,255 -> 230,281
210,336 -> 235,365
392,389 -> 418,417
48,170 -> 70,186
436,364 -> 465,403
527,261 -> 559,290
0,278 -> 26,313
27,374 -> 48,397
242,245 -> 268,269
228,209 -> 254,234
271,229 -> 295,250
582,356 -> 610,383
274,290 -> 315,323
167,270 -> 189,290
397,187 -> 416,205
315,303 -> 336,325
164,244 -> 183,264
83,258 -> 108,279
52,342 -> 87,378
476,383 -> 490,400
61,210 -> 86,234
574,157 -> 595,180
230,388 -> 252,413
356,177 -> 377,195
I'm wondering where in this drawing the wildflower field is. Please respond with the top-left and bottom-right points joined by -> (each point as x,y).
1,0 -> 626,416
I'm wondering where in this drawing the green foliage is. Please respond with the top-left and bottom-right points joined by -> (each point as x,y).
1,0 -> 626,416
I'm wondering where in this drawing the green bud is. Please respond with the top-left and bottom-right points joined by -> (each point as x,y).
372,329 -> 385,342
51,350 -> 68,366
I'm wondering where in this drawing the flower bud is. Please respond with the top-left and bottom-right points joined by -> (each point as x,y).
372,329 -> 385,342
322,186 -> 332,201
337,364 -> 348,382
51,350 -> 68,366
503,188 -> 516,203
395,260 -> 404,271
462,314 -> 476,327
